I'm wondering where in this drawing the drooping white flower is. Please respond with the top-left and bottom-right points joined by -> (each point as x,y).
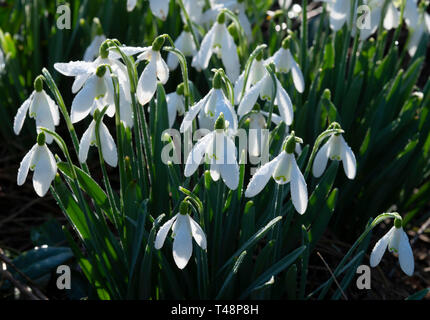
0,48 -> 5,73
79,118 -> 118,167
84,34 -> 107,62
233,54 -> 267,104
155,202 -> 207,269
312,131 -> 356,179
182,0 -> 205,24
13,77 -> 60,144
167,28 -> 197,71
370,220 -> 414,276
166,90 -> 185,128
69,65 -> 116,124
185,113 -> 239,190
317,0 -> 353,31
270,37 -> 305,93
136,38 -> 170,106
278,0 -> 292,10
127,0 -> 137,11
180,72 -> 238,134
192,12 -> 241,82
17,133 -> 57,197
149,0 -> 170,20
237,63 -> 294,126
245,133 -> 308,214
405,2 -> 430,57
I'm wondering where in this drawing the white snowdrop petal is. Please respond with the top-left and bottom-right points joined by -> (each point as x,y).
184,132 -> 214,177
166,93 -> 179,128
172,214 -> 193,269
290,156 -> 308,214
71,75 -> 98,123
155,52 -> 170,84
154,214 -> 178,249
136,57 -> 158,106
79,121 -> 96,164
99,122 -> 118,167
13,93 -> 33,135
275,80 -> 294,126
220,162 -> 239,190
72,73 -> 91,94
188,215 -> 207,250
192,25 -> 216,71
290,56 -> 305,93
370,227 -> 394,267
383,2 -> 400,30
340,136 -> 356,179
237,79 -> 264,116
233,72 -> 245,104
127,0 -> 137,11
149,0 -> 169,20
220,25 -> 240,82
210,163 -> 221,181
45,93 -> 60,126
84,35 -> 106,62
17,145 -> 36,186
398,230 -> 414,276
54,61 -> 95,77
33,145 -> 57,197
245,152 -> 284,197
180,91 -> 211,132
312,141 -> 330,178
108,46 -> 150,60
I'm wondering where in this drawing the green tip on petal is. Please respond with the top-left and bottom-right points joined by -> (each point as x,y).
37,132 -> 46,146
152,36 -> 165,52
214,112 -> 225,130
217,12 -> 226,24
96,65 -> 107,77
394,218 -> 403,229
34,75 -> 44,92
179,201 -> 190,215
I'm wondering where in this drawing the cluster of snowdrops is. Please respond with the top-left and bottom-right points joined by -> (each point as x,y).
12,0 -> 419,277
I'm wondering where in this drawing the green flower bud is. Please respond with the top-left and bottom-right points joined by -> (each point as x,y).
394,218 -> 403,229
96,65 -> 107,78
213,71 -> 223,89
214,112 -> 225,130
282,36 -> 291,49
217,12 -> 226,24
176,83 -> 185,96
284,131 -> 297,154
228,23 -> 239,40
34,75 -> 44,92
179,201 -> 190,215
152,36 -> 165,52
37,132 -> 46,146
99,40 -> 110,59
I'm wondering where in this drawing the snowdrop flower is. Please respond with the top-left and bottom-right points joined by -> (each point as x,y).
155,201 -> 207,269
370,218 -> 414,276
180,71 -> 238,134
317,0 -> 353,31
17,132 -> 57,197
167,26 -> 197,71
79,111 -> 118,167
192,12 -> 241,82
270,37 -> 305,93
69,64 -> 116,123
84,34 -> 107,62
312,123 -> 356,179
0,48 -> 5,73
245,132 -> 308,214
405,1 -> 430,56
13,76 -> 60,144
185,113 -> 239,190
127,0 -> 137,11
166,84 -> 186,128
237,62 -> 294,126
182,0 -> 205,24
278,0 -> 292,10
136,36 -> 169,106
234,51 -> 267,104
